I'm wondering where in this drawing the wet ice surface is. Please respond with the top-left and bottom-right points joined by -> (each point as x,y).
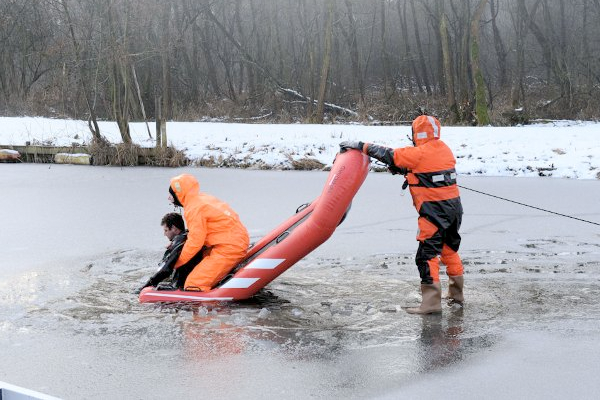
3,247 -> 600,399
1,165 -> 600,399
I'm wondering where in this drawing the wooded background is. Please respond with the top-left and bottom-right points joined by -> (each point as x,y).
1,0 -> 599,142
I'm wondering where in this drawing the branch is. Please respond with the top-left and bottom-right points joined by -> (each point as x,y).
203,3 -> 357,118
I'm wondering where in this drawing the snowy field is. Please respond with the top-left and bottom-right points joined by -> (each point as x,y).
0,116 -> 598,179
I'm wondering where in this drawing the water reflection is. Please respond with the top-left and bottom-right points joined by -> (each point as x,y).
417,308 -> 465,372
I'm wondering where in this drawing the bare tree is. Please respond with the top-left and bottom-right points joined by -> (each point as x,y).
1,0 -> 600,125
489,0 -> 508,87
314,0 -> 334,123
439,7 -> 458,121
410,0 -> 432,96
59,0 -> 102,141
471,0 -> 491,125
339,0 -> 365,103
510,0 -> 528,110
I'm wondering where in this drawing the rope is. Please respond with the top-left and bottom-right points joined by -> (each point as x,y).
372,160 -> 600,227
458,185 -> 600,227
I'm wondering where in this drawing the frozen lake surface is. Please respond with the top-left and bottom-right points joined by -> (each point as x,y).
1,164 -> 600,399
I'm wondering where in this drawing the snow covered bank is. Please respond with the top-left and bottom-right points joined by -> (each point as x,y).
0,117 -> 598,179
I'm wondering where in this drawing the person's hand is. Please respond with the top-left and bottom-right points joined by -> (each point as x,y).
339,141 -> 364,153
388,165 -> 408,175
156,282 -> 177,291
133,279 -> 152,294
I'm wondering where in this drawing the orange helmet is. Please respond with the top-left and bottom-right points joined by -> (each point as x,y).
411,115 -> 441,146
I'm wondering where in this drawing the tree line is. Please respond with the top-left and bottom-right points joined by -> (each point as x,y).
1,0 -> 599,143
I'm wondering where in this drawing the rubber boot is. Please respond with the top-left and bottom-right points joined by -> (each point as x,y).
446,275 -> 464,306
405,283 -> 442,314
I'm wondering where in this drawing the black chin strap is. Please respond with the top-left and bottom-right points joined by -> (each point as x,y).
169,186 -> 183,207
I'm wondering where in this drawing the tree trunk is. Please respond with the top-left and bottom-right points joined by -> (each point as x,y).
234,2 -> 254,100
155,96 -> 167,148
315,0 -> 334,123
524,0 -> 572,101
410,0 -> 432,96
511,0 -> 528,109
342,0 -> 365,103
107,2 -> 132,144
582,0 -> 592,88
470,0 -> 491,125
397,1 -> 422,93
306,45 -> 315,120
439,11 -> 458,122
60,0 -> 102,142
380,0 -> 391,98
273,2 -> 286,82
197,19 -> 222,98
453,0 -> 472,120
490,0 -> 508,87
131,64 -> 152,139
161,2 -> 172,120
249,0 -> 265,103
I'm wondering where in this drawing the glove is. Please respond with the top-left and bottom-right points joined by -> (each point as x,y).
134,262 -> 173,294
339,141 -> 364,153
156,281 -> 178,291
388,165 -> 408,175
148,262 -> 173,286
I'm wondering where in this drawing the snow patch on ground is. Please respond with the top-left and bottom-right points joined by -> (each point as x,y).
0,117 -> 598,179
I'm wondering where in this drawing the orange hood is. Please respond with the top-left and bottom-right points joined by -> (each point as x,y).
170,174 -> 200,207
412,115 -> 441,146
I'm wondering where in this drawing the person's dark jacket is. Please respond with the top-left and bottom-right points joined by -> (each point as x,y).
136,232 -> 188,292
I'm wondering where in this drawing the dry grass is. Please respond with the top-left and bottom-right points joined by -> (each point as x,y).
88,140 -> 139,166
113,143 -> 140,166
150,146 -> 189,167
87,137 -> 113,166
88,137 -> 187,167
192,153 -> 326,170
291,158 -> 326,170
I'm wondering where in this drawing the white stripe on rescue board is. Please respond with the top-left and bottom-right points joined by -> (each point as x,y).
144,293 -> 234,301
219,277 -> 260,289
245,258 -> 285,269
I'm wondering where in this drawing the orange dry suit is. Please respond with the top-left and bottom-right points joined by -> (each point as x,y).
169,174 -> 249,291
361,115 -> 463,284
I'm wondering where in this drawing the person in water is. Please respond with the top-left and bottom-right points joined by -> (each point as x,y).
340,114 -> 464,314
136,212 -> 187,293
168,173 -> 249,292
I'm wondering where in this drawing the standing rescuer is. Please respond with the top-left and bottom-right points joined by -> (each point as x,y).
340,115 -> 464,314
168,173 -> 249,292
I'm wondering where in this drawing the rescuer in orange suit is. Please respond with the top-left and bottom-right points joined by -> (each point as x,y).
168,173 -> 249,292
340,115 -> 464,314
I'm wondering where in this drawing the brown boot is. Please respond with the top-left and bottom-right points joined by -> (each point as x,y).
405,283 -> 442,314
445,275 -> 464,306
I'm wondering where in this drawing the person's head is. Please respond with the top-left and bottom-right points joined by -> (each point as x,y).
168,174 -> 200,207
161,212 -> 185,241
411,115 -> 441,146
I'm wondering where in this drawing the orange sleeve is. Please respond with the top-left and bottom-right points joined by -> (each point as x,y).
393,146 -> 423,170
174,206 -> 207,268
